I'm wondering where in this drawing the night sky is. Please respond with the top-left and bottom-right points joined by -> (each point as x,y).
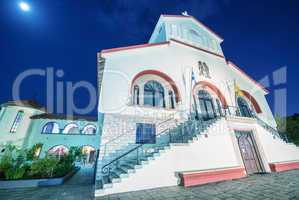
0,0 -> 298,116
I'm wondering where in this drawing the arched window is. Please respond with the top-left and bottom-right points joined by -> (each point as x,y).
0,107 -> 5,121
48,145 -> 69,157
42,122 -> 60,134
63,123 -> 80,134
197,90 -> 216,120
10,110 -> 24,133
144,81 -> 165,108
169,91 -> 175,109
237,97 -> 253,118
82,124 -> 97,135
133,85 -> 140,105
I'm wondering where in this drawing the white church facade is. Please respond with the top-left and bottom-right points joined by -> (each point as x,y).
95,14 -> 299,196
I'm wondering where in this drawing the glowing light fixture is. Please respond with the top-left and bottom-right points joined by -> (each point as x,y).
19,2 -> 30,12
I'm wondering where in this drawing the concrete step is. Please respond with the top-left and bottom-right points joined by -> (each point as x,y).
95,118 -> 222,194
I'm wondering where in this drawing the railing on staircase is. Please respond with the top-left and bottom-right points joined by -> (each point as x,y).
96,104 -> 293,189
222,105 -> 288,142
93,149 -> 100,184
100,113 -> 178,160
100,116 -> 219,177
255,116 -> 288,142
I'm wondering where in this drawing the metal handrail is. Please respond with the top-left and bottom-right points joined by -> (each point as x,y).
101,116 -> 217,176
255,116 -> 287,141
93,149 -> 100,184
101,127 -> 170,174
101,113 -> 178,159
223,105 -> 287,141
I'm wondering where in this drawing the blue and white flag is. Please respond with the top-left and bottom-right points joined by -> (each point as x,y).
191,70 -> 195,82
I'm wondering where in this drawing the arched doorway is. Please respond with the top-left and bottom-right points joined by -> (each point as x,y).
197,90 -> 216,120
81,145 -> 96,165
48,145 -> 69,159
237,97 -> 253,118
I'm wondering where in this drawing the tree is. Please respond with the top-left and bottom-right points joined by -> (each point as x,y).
276,113 -> 299,146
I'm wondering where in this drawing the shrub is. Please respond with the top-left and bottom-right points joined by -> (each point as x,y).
26,143 -> 43,161
0,154 -> 13,172
53,154 -> 75,177
69,146 -> 82,161
5,167 -> 26,180
30,157 -> 59,178
0,144 -> 76,180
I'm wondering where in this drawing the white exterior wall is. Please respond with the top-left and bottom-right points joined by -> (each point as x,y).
99,40 -> 273,147
227,117 -> 299,168
255,125 -> 299,163
227,64 -> 276,127
0,105 -> 43,147
96,14 -> 299,196
96,118 -> 244,196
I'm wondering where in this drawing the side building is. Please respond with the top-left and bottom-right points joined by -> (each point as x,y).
0,100 -> 99,163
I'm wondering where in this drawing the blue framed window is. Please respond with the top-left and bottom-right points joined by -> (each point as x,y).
136,123 -> 156,144
133,85 -> 140,105
42,122 -> 60,134
10,111 -> 24,133
0,107 -> 5,121
169,91 -> 175,109
144,81 -> 165,108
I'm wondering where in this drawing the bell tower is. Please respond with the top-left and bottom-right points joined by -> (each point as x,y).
149,13 -> 224,55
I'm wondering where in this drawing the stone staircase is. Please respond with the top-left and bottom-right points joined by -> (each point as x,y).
94,117 -> 220,195
94,112 -> 299,196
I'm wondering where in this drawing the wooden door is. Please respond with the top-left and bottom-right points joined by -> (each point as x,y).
236,131 -> 262,174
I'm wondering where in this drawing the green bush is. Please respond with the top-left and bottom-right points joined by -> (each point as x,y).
5,167 -> 26,180
0,144 -> 76,180
0,154 -> 13,172
30,157 -> 59,178
26,143 -> 43,161
53,154 -> 75,177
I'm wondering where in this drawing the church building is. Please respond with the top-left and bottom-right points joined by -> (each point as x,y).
95,14 -> 299,196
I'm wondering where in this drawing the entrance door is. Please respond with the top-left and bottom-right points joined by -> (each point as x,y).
235,131 -> 262,174
237,97 -> 253,118
198,90 -> 216,120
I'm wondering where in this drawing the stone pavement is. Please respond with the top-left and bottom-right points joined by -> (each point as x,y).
1,169 -> 299,200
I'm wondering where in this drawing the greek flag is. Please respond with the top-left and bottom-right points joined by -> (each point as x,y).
191,70 -> 195,82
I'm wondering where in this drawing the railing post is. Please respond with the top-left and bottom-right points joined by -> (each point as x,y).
181,123 -> 184,142
137,148 -> 139,165
103,144 -> 107,159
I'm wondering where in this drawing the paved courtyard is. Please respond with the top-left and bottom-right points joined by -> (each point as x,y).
0,168 -> 299,200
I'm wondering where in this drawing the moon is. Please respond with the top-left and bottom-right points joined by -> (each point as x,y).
19,2 -> 30,12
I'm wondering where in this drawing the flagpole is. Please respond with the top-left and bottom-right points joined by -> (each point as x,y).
189,68 -> 194,119
226,80 -> 234,115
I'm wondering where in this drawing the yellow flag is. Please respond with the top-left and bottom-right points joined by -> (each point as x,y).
234,82 -> 244,97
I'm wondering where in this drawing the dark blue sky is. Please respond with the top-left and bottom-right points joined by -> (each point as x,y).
0,0 -> 298,116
